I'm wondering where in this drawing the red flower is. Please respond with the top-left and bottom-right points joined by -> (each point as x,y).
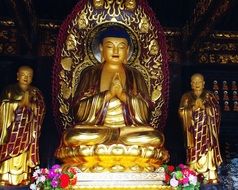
70,177 -> 77,185
165,173 -> 171,183
167,165 -> 175,172
60,174 -> 70,188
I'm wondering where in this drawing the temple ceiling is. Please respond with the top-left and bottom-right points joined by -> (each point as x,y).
0,0 -> 238,63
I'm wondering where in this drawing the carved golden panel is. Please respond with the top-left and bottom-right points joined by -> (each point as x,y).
61,57 -> 73,71
125,0 -> 136,10
199,53 -> 238,64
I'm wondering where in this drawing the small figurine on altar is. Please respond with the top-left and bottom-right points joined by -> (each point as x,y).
179,73 -> 222,184
212,80 -> 219,91
233,101 -> 238,112
223,90 -> 229,101
0,66 -> 45,186
214,90 -> 220,101
232,91 -> 238,101
224,101 -> 230,111
231,81 -> 237,91
222,80 -> 228,91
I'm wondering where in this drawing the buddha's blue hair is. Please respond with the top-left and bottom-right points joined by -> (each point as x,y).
98,26 -> 131,45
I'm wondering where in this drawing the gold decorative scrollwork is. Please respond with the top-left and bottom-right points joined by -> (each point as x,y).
60,81 -> 72,100
210,32 -> 238,40
199,53 -> 238,64
125,0 -> 136,10
39,22 -> 60,29
93,0 -> 104,9
66,34 -> 77,51
149,39 -> 159,55
199,42 -> 237,52
0,20 -> 15,27
151,86 -> 162,102
139,17 -> 149,33
61,57 -> 73,71
77,12 -> 89,29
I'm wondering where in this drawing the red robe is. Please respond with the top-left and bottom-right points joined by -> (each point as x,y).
0,84 -> 45,167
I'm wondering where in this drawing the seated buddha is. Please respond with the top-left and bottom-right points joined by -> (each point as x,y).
56,27 -> 169,172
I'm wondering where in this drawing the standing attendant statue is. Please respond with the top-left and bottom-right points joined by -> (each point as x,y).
179,73 -> 222,184
0,66 -> 45,186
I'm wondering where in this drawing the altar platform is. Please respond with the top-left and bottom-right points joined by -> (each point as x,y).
72,172 -> 171,190
0,184 -> 225,190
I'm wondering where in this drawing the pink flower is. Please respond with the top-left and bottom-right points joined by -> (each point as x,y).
182,168 -> 191,177
41,168 -> 48,175
178,164 -> 186,169
181,176 -> 189,184
30,165 -> 78,190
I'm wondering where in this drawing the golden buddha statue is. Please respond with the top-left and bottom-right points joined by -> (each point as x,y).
179,73 -> 222,183
0,66 -> 45,186
55,27 -> 169,172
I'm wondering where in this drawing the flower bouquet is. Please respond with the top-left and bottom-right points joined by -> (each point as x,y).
163,164 -> 200,190
30,164 -> 78,190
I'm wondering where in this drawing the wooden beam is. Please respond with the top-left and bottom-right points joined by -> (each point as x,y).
4,0 -> 38,52
184,0 -> 238,53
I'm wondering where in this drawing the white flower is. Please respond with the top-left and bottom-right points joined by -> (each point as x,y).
33,169 -> 41,178
39,175 -> 46,182
170,177 -> 179,187
30,183 -> 37,190
189,174 -> 198,185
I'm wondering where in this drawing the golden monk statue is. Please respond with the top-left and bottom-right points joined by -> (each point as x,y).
0,66 -> 45,186
56,27 -> 169,172
179,73 -> 222,184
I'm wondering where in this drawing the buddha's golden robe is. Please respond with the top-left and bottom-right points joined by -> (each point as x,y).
73,64 -> 150,127
0,84 -> 45,185
64,64 -> 164,147
179,90 -> 222,181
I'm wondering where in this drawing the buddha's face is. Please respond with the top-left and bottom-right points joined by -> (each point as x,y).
101,37 -> 129,65
17,67 -> 33,86
191,75 -> 205,92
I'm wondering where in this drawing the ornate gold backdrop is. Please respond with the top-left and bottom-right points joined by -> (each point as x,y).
52,0 -> 169,133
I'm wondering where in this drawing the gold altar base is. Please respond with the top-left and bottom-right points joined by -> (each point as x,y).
56,144 -> 169,172
62,155 -> 163,172
71,172 -> 173,190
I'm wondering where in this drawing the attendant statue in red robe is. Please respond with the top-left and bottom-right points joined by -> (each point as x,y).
179,73 -> 222,184
0,66 -> 45,185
